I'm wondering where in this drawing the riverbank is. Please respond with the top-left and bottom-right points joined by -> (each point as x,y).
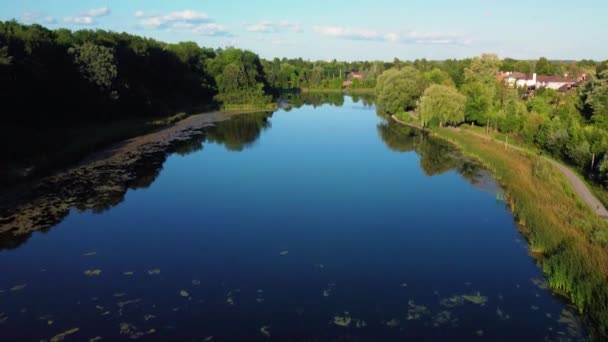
0,110 -> 252,244
390,116 -> 608,339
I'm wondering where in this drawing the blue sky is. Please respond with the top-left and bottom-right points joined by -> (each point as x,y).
2,0 -> 607,61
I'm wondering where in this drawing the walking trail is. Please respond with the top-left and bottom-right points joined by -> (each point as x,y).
391,115 -> 608,220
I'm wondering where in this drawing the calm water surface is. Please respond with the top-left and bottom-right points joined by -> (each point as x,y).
0,96 -> 583,341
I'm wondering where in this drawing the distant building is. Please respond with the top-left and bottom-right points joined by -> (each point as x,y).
501,71 -> 585,91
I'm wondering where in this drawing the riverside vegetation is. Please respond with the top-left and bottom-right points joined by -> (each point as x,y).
374,55 -> 608,339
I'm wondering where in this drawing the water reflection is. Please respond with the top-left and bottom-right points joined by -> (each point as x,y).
377,119 -> 498,193
0,109 -> 283,250
206,112 -> 272,152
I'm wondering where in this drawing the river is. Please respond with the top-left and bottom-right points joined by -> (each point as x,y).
0,94 -> 584,341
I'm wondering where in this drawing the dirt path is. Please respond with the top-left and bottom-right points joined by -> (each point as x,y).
390,115 -> 608,220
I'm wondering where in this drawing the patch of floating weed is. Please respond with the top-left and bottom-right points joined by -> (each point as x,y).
355,319 -> 367,328
114,293 -> 126,298
260,325 -> 271,338
531,305 -> 539,311
462,292 -> 488,305
147,269 -> 160,275
407,300 -> 430,320
333,313 -> 352,327
84,269 -> 102,277
496,307 -> 510,320
179,290 -> 189,298
432,310 -> 459,327
49,328 -> 80,342
117,298 -> 141,308
440,295 -> 464,308
10,284 -> 27,291
474,330 -> 484,336
203,336 -> 214,341
144,314 -> 155,321
192,279 -> 201,286
384,318 -> 400,327
123,271 -> 134,276
279,250 -> 289,256
82,251 -> 97,257
89,337 -> 102,342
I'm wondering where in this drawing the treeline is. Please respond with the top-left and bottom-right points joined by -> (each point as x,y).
0,20 -> 275,125
375,54 -> 608,189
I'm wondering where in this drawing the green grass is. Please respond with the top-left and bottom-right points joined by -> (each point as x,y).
432,127 -> 608,340
220,103 -> 278,112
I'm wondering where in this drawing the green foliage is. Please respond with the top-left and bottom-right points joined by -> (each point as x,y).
461,81 -> 493,124
376,67 -> 424,114
419,84 -> 466,127
69,42 -> 117,90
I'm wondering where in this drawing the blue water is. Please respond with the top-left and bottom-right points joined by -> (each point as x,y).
0,96 -> 582,341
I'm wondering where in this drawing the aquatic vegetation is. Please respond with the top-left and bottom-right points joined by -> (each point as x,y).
531,305 -> 540,311
10,284 -> 27,291
47,320 -> 54,325
226,296 -> 235,306
117,298 -> 141,308
400,283 -> 408,287
192,279 -> 201,285
123,271 -> 134,276
89,337 -> 102,342
179,290 -> 189,298
49,328 -> 79,342
407,300 -> 430,320
0,312 -> 7,324
440,295 -> 465,308
83,269 -> 102,276
384,318 -> 400,327
323,289 -> 332,297
82,251 -> 97,257
474,330 -> 484,336
496,307 -> 510,320
333,314 -> 352,327
120,322 -> 143,339
355,319 -> 367,328
114,292 -> 126,298
203,336 -> 214,341
260,325 -> 271,338
147,269 -> 160,275
279,250 -> 289,256
462,292 -> 488,305
432,310 -> 459,327
144,314 -> 155,321
531,277 -> 549,290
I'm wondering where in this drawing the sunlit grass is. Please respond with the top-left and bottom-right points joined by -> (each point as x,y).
435,127 -> 608,339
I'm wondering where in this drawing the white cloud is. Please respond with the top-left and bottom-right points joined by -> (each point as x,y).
313,25 -> 471,45
192,23 -> 231,37
82,6 -> 110,17
22,11 -> 56,25
136,10 -> 211,28
245,20 -> 302,33
134,10 -> 232,37
64,6 -> 110,26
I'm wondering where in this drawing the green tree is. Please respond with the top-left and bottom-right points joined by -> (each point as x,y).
419,84 -> 466,127
68,42 -> 117,89
375,67 -> 424,114
461,81 -> 493,124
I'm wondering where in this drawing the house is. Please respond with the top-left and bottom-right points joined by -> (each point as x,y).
502,71 -> 583,91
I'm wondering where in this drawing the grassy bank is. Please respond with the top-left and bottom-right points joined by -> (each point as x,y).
433,127 -> 608,339
220,103 -> 278,112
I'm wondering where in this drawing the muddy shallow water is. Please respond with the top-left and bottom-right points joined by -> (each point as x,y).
0,96 -> 584,341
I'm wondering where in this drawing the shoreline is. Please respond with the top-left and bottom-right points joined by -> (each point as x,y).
390,115 -> 608,339
0,110 -> 251,240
